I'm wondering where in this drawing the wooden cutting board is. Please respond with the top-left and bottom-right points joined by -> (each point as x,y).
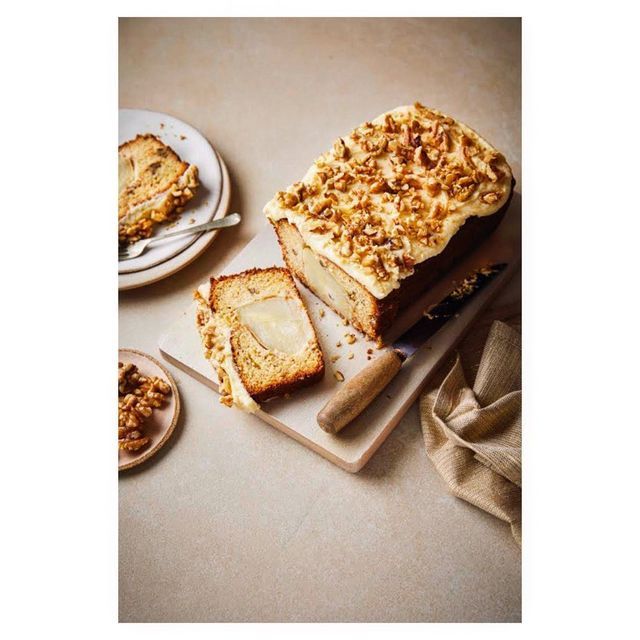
159,223 -> 518,472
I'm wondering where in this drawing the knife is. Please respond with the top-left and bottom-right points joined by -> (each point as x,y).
316,263 -> 508,434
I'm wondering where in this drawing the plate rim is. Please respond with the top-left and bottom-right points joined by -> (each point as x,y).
118,348 -> 181,472
118,108 -> 223,274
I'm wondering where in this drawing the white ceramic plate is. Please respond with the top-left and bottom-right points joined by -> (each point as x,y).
119,153 -> 231,290
118,109 -> 222,275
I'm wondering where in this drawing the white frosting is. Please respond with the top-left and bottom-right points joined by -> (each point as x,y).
195,284 -> 259,413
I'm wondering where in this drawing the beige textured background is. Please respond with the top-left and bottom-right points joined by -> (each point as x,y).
119,17 -> 521,622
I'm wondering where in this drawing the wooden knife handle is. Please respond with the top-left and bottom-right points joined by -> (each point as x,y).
317,349 -> 404,434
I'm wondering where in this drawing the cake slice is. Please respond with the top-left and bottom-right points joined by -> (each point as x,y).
264,103 -> 513,340
118,134 -> 199,244
195,267 -> 325,412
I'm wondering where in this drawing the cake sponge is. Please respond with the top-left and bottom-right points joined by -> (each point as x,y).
195,267 -> 325,411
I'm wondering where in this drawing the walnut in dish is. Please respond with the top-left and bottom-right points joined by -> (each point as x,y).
118,362 -> 171,451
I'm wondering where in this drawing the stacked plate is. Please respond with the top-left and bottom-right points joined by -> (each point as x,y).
118,109 -> 231,290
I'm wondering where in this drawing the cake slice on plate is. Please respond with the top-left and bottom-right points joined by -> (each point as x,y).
195,267 -> 325,412
118,134 -> 199,244
264,102 -> 513,340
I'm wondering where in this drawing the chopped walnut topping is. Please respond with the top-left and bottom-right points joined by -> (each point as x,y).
413,145 -> 429,167
383,114 -> 397,133
333,138 -> 350,160
265,104 -> 512,296
280,191 -> 298,207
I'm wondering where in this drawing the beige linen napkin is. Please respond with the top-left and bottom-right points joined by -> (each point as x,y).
419,320 -> 521,544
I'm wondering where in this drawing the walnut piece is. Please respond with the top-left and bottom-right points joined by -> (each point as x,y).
333,138 -> 350,160
118,361 -> 171,452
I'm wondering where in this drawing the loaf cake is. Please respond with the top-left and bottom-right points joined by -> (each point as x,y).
264,103 -> 514,340
118,134 -> 199,244
195,267 -> 325,412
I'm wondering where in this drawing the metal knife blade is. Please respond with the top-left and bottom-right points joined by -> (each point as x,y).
393,263 -> 507,360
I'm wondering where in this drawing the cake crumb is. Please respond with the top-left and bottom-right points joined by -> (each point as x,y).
180,134 -> 187,140
189,217 -> 196,224
347,352 -> 354,360
367,348 -> 373,355
336,341 -> 342,348
334,371 -> 345,382
345,333 -> 356,344
160,123 -> 165,129
330,355 -> 340,363
319,309 -> 325,318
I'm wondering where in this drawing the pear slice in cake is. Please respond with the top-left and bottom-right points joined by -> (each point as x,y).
118,134 -> 199,244
195,267 -> 325,412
